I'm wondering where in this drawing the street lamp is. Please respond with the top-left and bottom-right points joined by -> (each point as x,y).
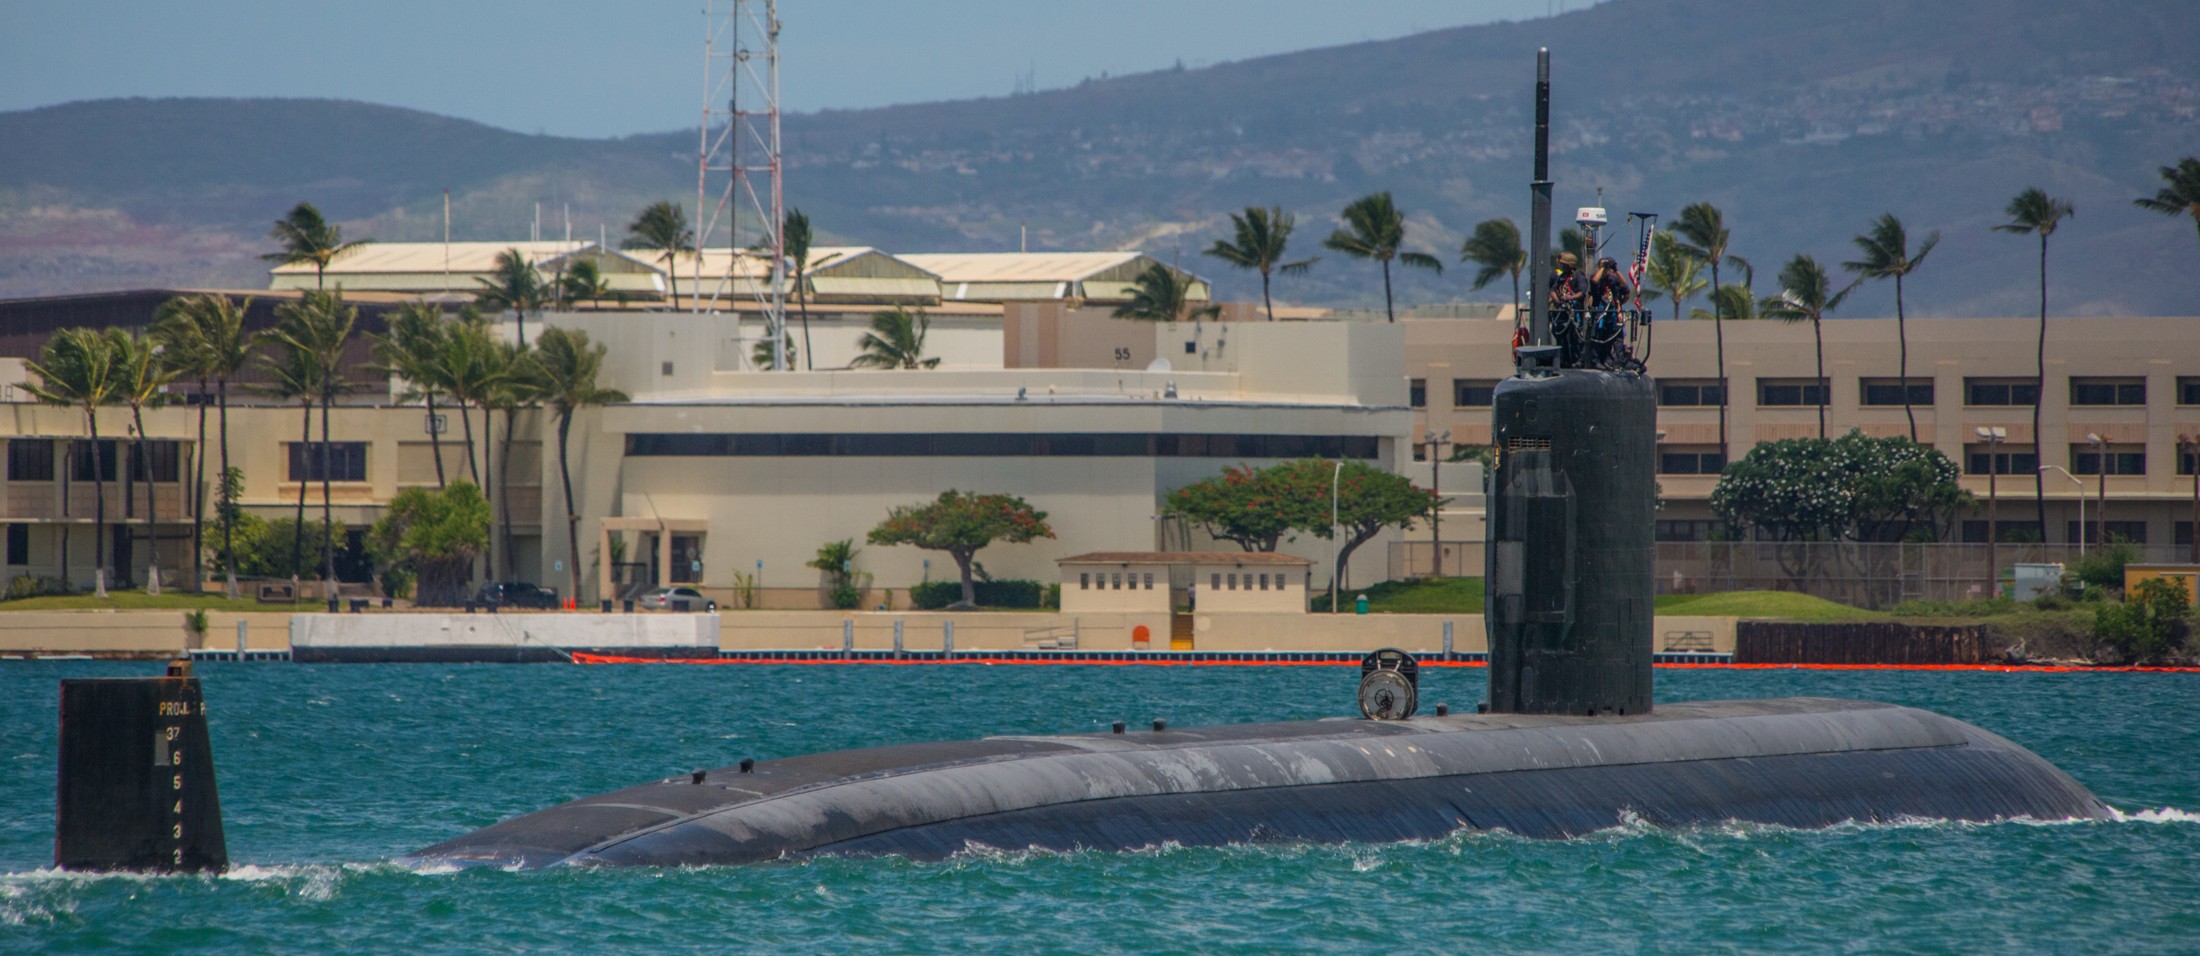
2182,433 -> 2200,564
2086,432 -> 2108,547
2038,465 -> 2085,559
1975,426 -> 2005,597
1329,459 -> 1343,614
1416,430 -> 1453,578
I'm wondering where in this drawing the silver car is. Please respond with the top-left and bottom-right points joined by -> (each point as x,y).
636,586 -> 717,611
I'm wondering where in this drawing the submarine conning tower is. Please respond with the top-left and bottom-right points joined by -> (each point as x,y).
1486,48 -> 1657,716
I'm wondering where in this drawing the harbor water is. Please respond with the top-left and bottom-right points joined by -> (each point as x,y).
4,661 -> 2196,953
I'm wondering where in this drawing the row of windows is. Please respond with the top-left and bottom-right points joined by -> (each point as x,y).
1212,571 -> 1290,592
626,433 -> 1382,460
1409,377 -> 2200,409
286,442 -> 369,482
1967,448 -> 2196,477
1078,571 -> 1154,591
6,440 -> 182,483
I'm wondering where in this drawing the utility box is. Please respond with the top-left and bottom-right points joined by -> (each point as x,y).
2008,563 -> 2064,601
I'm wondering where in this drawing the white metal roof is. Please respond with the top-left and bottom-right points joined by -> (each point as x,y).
897,252 -> 1150,283
268,240 -> 591,275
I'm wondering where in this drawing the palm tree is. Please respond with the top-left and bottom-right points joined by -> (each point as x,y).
558,259 -> 612,308
112,331 -> 176,590
440,309 -> 507,490
752,331 -> 796,371
1459,218 -> 1527,312
1204,206 -> 1317,322
1995,188 -> 2074,541
152,294 -> 252,598
782,209 -> 844,369
1323,192 -> 1443,321
1759,255 -> 1853,440
262,202 -> 369,290
1112,263 -> 1222,324
263,291 -> 356,591
23,328 -> 123,593
2133,157 -> 2200,261
1688,283 -> 1758,322
475,248 -> 547,345
1642,233 -> 1708,324
256,337 -> 319,583
491,340 -> 540,580
623,201 -> 695,308
371,302 -> 455,488
1843,214 -> 1941,442
1673,203 -> 1751,464
850,307 -> 942,369
532,327 -> 629,603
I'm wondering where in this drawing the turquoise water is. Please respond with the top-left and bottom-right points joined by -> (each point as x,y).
4,661 -> 2197,954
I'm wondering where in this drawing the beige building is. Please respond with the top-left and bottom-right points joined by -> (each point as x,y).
1058,551 -> 1313,615
1404,313 -> 2200,548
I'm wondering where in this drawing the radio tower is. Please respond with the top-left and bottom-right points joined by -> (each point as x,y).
697,0 -> 786,369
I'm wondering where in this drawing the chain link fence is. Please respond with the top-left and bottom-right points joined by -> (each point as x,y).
1654,541 -> 2187,609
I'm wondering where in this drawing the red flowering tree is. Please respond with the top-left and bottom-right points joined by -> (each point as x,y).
1163,464 -> 1320,551
868,490 -> 1054,608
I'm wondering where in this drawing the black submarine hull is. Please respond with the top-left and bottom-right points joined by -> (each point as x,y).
408,697 -> 2108,869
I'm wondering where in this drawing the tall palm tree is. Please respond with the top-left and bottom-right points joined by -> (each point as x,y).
152,294 -> 252,597
1323,192 -> 1443,321
491,340 -> 540,581
440,309 -> 507,491
1459,218 -> 1526,312
782,209 -> 844,369
475,247 -> 547,345
1111,264 -> 1222,324
2133,157 -> 2200,261
1759,255 -> 1853,440
1995,188 -> 2074,541
1843,214 -> 1941,442
371,302 -> 455,488
557,259 -> 611,309
112,331 -> 176,590
1204,206 -> 1317,322
623,201 -> 695,308
263,291 -> 356,590
850,307 -> 942,369
532,327 -> 629,603
1673,203 -> 1751,464
262,202 -> 369,290
23,328 -> 123,593
1642,233 -> 1708,324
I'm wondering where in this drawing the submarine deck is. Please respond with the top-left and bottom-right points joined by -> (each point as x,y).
408,697 -> 2108,869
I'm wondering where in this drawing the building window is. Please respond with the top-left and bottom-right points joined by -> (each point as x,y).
287,442 -> 369,482
4,524 -> 24,565
70,440 -> 118,482
1965,379 -> 2038,406
2070,377 -> 2145,406
2181,451 -> 2198,476
1965,446 -> 2038,475
1961,520 -> 2044,544
1408,378 -> 1426,409
131,441 -> 181,483
7,441 -> 54,482
1453,380 -> 1497,407
1656,447 -> 1725,476
1112,572 -> 1123,590
1258,573 -> 1270,591
2178,522 -> 2193,547
1658,380 -> 1726,407
1211,573 -> 1220,591
2180,377 -> 2200,406
1079,572 -> 1089,590
1142,572 -> 1153,590
1654,520 -> 1718,542
1860,379 -> 1933,407
1756,378 -> 1828,407
2067,521 -> 2148,545
2072,446 -> 2145,476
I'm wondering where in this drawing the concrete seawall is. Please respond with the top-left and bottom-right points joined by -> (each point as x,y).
0,609 -> 1739,659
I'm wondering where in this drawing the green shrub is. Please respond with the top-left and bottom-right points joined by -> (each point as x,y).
1044,582 -> 1061,610
1890,598 -> 2019,618
2071,540 -> 2139,592
2092,577 -> 2193,663
2032,590 -> 2071,611
6,574 -> 66,600
908,579 -> 1046,610
828,582 -> 862,610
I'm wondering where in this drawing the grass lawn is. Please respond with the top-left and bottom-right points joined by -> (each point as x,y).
1312,578 -> 1485,614
1654,590 -> 1885,622
0,590 -> 306,612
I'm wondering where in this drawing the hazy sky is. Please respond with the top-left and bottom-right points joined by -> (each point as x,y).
1,1 -> 1597,138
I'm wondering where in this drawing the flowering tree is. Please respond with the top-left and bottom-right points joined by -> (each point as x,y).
1712,431 -> 1969,581
868,490 -> 1054,608
1163,464 -> 1321,551
1281,459 -> 1442,592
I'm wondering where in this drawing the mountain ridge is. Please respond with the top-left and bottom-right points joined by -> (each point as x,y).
2,0 -> 2193,315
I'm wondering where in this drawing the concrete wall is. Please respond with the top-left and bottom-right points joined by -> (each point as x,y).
0,611 -> 293,656
291,613 -> 719,651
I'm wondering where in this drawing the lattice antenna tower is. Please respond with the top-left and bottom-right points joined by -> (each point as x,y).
696,0 -> 786,370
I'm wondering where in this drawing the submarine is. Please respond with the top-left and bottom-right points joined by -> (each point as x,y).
406,50 -> 2108,870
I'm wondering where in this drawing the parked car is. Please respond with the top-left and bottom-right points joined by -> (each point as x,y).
637,586 -> 717,612
476,581 -> 559,609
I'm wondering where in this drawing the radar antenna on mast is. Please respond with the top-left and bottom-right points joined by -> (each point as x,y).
698,0 -> 787,370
